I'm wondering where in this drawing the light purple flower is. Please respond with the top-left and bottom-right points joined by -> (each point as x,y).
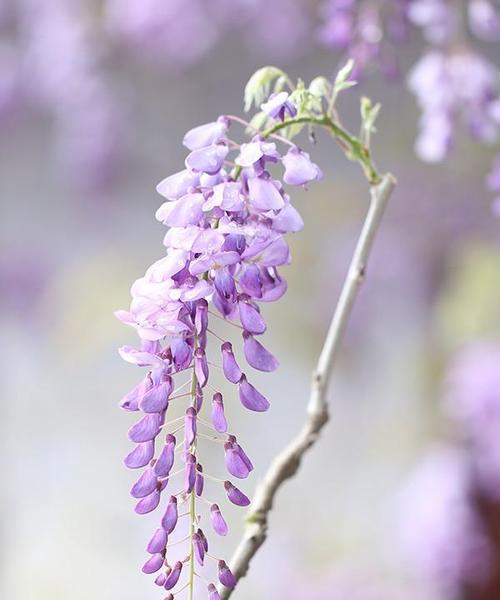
128,413 -> 162,443
142,553 -> 164,574
224,481 -> 251,506
135,489 -> 161,514
210,503 -> 229,536
154,434 -> 176,477
124,441 -> 155,469
117,109 -> 322,593
130,468 -> 158,498
164,561 -> 183,590
261,91 -> 297,121
208,583 -> 222,600
399,445 -> 492,594
185,144 -> 229,175
146,528 -> 167,554
282,147 -> 323,186
161,496 -> 178,534
239,374 -> 270,412
243,331 -> 279,371
156,169 -> 200,200
444,342 -> 500,500
218,560 -> 236,588
221,342 -> 242,384
183,118 -> 228,151
247,175 -> 285,210
212,392 -> 228,433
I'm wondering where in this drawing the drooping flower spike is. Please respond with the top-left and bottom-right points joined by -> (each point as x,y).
116,100 -> 322,596
116,64 -> 376,597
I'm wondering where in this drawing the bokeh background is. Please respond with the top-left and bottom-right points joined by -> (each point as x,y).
2,2 -> 500,599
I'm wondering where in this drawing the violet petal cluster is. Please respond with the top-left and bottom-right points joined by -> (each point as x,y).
318,0 -> 410,79
444,342 -> 500,501
116,112 -> 321,597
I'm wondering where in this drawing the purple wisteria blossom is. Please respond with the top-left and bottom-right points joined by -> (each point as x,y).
399,445 -> 492,598
407,49 -> 500,163
318,0 -> 410,79
444,342 -> 500,501
117,108 -> 321,596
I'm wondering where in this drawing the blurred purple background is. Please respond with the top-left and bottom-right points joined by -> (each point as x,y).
2,2 -> 500,599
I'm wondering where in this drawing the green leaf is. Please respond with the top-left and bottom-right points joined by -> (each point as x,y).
360,96 -> 381,138
309,76 -> 332,99
335,59 -> 355,86
244,66 -> 288,112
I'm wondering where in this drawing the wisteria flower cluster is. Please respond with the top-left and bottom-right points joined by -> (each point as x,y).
318,0 -> 411,79
400,340 -> 500,597
319,0 -> 500,206
116,73 -> 322,599
116,64 -> 381,598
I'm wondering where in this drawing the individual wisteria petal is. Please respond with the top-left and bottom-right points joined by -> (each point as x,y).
139,379 -> 172,413
142,553 -> 164,574
119,381 -> 143,412
183,119 -> 228,151
272,203 -> 304,233
124,441 -> 155,469
135,489 -> 161,514
194,347 -> 209,388
118,345 -> 164,368
185,144 -> 229,174
282,146 -> 323,186
156,169 -> 199,200
236,139 -> 280,172
214,269 -> 236,301
195,299 -> 208,335
238,298 -> 266,334
130,468 -> 158,498
261,91 -> 297,121
218,560 -> 236,588
228,435 -> 254,473
211,392 -> 228,433
208,583 -> 222,600
192,532 -> 205,566
164,561 -> 183,590
199,528 -> 209,553
221,342 -> 242,384
184,453 -> 197,493
147,528 -> 168,554
185,407 -> 198,447
224,441 -> 252,479
195,464 -> 204,496
239,264 -> 262,298
243,331 -> 279,372
128,413 -> 162,443
239,375 -> 270,412
154,434 -> 176,477
224,481 -> 251,506
162,193 -> 205,227
161,496 -> 178,534
247,176 -> 285,210
171,337 -> 193,370
210,504 -> 229,536
204,181 -> 244,212
155,573 -> 166,587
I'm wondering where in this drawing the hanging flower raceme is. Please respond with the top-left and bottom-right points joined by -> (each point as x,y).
116,106 -> 321,597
